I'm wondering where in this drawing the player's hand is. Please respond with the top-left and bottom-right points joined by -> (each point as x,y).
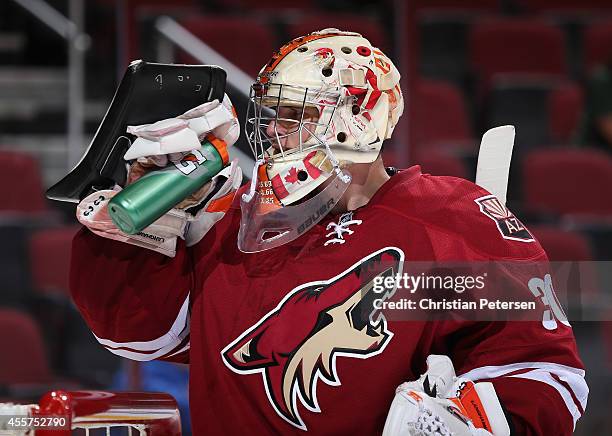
383,355 -> 510,436
77,160 -> 240,256
76,93 -> 242,256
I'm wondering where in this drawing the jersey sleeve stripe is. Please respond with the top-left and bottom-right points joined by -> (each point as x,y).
100,330 -> 189,361
166,342 -> 190,358
93,293 -> 190,360
459,361 -> 585,379
549,372 -> 585,415
509,370 -> 581,429
459,361 -> 588,429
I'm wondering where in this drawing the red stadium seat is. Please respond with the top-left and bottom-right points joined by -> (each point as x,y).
381,149 -> 468,179
0,309 -> 52,384
416,153 -> 469,179
529,226 -> 593,261
469,19 -> 567,86
96,0 -> 194,5
235,0 -> 315,10
286,14 -> 387,51
584,20 -> 612,73
415,0 -> 499,11
29,226 -> 80,297
178,16 -> 276,77
415,0 -> 499,13
548,82 -> 584,144
522,148 -> 612,216
516,0 -> 612,14
112,0 -> 199,65
0,150 -> 46,214
413,79 -> 473,151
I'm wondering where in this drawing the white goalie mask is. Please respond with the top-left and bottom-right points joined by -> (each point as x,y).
239,28 -> 404,253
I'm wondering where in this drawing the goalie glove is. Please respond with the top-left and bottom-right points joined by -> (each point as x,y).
124,93 -> 239,161
383,355 -> 511,436
77,160 -> 241,257
76,92 -> 241,256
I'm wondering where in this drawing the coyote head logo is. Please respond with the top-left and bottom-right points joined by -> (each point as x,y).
221,247 -> 404,430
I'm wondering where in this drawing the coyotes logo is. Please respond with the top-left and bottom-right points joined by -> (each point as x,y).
475,195 -> 534,242
221,247 -> 404,430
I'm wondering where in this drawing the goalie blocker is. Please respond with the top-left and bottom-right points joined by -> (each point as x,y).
46,60 -> 227,203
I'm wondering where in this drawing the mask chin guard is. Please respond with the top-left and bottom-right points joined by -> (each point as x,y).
237,168 -> 351,253
46,60 -> 227,203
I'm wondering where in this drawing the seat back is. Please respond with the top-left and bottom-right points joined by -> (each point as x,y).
469,19 -> 567,87
416,154 -> 469,179
178,17 -> 276,77
29,226 -> 80,297
413,79 -> 473,151
287,14 -> 387,51
523,148 -> 612,216
584,20 -> 612,73
530,226 -> 594,261
0,309 -> 51,384
548,83 -> 583,144
0,151 -> 46,214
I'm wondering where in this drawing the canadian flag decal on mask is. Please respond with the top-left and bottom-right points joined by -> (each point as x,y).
271,151 -> 330,200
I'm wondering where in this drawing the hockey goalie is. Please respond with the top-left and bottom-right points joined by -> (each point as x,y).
66,29 -> 587,435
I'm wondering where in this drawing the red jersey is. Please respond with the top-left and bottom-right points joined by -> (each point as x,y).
70,166 -> 587,435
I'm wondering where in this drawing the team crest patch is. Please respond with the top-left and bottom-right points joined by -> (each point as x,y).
475,195 -> 534,242
221,247 -> 404,430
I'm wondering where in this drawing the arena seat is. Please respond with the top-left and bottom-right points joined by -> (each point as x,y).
548,82 -> 584,144
529,226 -> 594,261
416,154 -> 469,179
235,0 -> 315,10
0,309 -> 52,385
583,20 -> 612,73
469,19 -> 567,87
178,16 -> 276,77
522,148 -> 612,216
470,21 -> 568,148
97,0 -> 194,5
486,80 -> 582,149
286,14 -> 387,51
29,226 -> 80,297
515,0 -> 612,14
414,0 -> 499,12
0,150 -> 46,214
413,79 -> 474,151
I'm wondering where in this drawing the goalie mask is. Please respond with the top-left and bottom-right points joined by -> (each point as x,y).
239,28 -> 404,253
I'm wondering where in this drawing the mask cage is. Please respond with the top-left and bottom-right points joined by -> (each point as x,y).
245,83 -> 342,163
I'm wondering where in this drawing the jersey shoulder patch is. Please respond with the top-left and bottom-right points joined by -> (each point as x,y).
474,194 -> 535,243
